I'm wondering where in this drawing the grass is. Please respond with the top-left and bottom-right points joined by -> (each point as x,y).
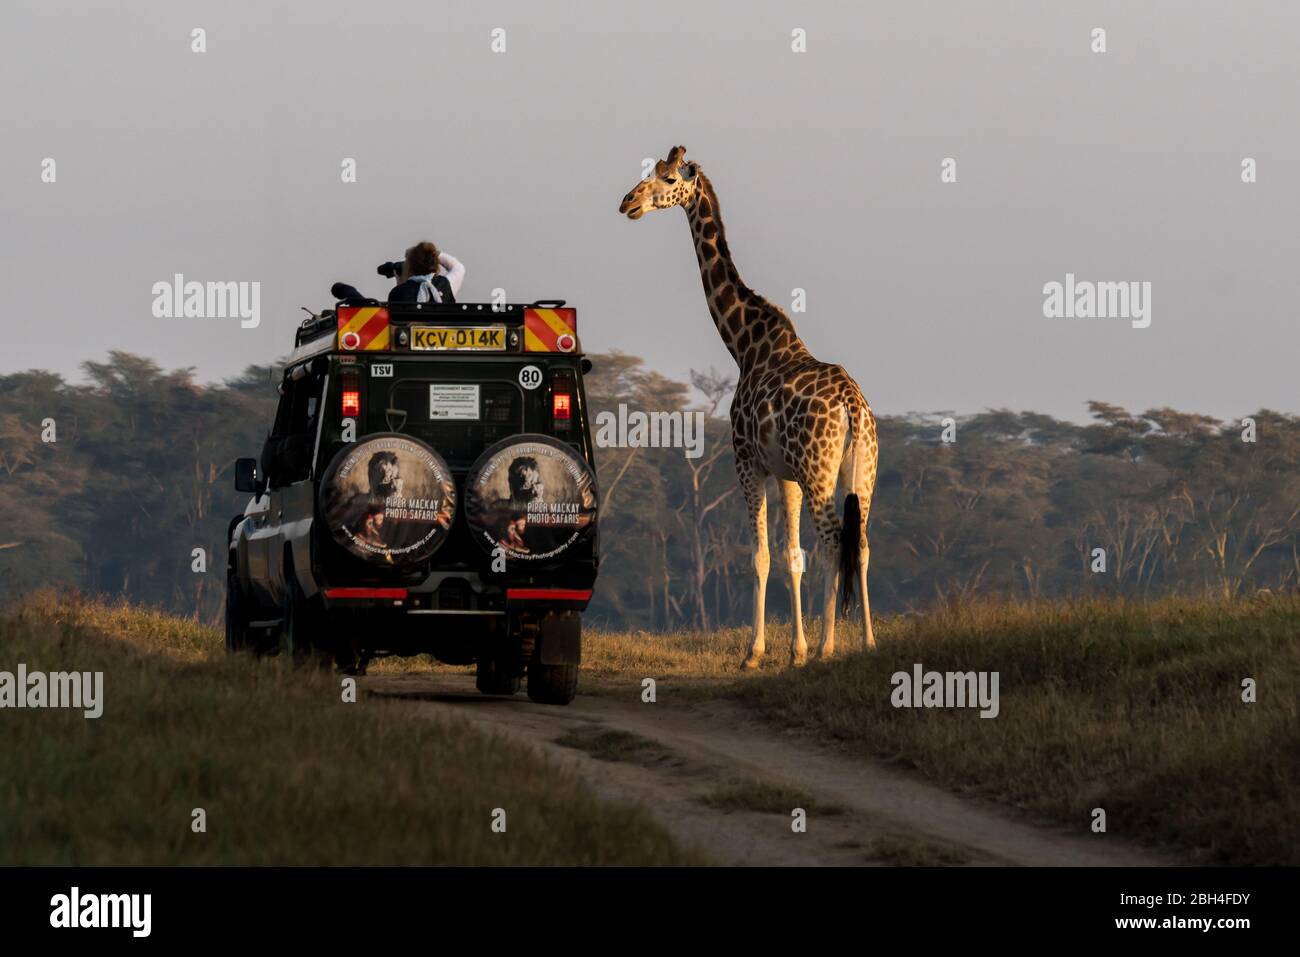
373,598 -> 1297,864
697,777 -> 843,816
577,618 -> 835,699
863,834 -> 973,867
554,727 -> 676,766
580,596 -> 1300,864
724,594 -> 1300,865
8,589 -> 1294,865
0,591 -> 696,865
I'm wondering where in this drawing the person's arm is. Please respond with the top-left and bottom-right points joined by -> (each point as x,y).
437,252 -> 466,296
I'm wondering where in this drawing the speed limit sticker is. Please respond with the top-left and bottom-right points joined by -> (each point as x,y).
518,365 -> 543,390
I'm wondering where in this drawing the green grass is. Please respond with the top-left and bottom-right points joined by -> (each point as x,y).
0,592 -> 696,865
727,594 -> 1300,865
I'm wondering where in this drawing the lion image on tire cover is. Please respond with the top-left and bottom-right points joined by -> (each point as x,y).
321,436 -> 455,564
467,441 -> 596,562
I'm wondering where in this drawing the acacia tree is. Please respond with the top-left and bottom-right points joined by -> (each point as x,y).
4,351 -> 1299,627
1161,418 -> 1300,597
0,371 -> 90,597
670,369 -> 737,631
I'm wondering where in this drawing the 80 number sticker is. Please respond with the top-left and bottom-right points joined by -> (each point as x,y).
518,365 -> 543,390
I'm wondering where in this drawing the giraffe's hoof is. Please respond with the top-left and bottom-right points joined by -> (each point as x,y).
816,647 -> 835,661
740,655 -> 761,671
790,652 -> 808,668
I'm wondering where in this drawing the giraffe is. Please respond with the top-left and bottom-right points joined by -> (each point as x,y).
619,145 -> 879,667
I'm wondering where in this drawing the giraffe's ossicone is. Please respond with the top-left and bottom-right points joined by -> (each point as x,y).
620,145 -> 879,666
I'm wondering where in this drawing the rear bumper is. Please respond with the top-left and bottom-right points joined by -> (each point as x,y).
319,573 -> 595,614
505,587 -> 592,611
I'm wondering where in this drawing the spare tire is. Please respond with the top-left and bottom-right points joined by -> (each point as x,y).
318,433 -> 456,567
464,435 -> 597,564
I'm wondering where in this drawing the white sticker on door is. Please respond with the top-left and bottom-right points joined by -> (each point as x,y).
429,384 -> 480,420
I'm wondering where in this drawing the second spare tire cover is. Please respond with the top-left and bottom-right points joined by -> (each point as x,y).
318,433 -> 456,566
464,434 -> 597,563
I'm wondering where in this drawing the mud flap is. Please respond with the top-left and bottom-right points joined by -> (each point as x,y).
538,611 -> 581,665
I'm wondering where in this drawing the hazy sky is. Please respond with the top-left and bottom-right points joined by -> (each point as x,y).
2,0 -> 1295,422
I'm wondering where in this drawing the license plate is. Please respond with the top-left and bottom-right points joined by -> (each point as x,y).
410,325 -> 506,351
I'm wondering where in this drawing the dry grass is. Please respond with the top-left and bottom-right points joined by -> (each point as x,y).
579,617 -> 860,694
554,727 -> 677,766
863,834 -> 973,867
0,591 -> 695,866
11,589 -> 1293,866
697,777 -> 843,816
581,595 -> 1299,864
723,594 -> 1300,865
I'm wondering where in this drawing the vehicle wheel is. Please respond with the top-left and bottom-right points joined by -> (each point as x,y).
279,577 -> 332,669
526,662 -> 578,705
476,655 -> 521,696
225,571 -> 250,654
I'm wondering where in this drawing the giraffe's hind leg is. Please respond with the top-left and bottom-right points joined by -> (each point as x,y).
778,479 -> 808,666
860,535 -> 875,650
740,472 -> 770,670
809,491 -> 841,660
847,425 -> 879,652
853,483 -> 877,652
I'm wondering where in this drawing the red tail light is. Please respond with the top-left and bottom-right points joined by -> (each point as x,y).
552,372 -> 573,430
553,392 -> 571,421
341,373 -> 360,418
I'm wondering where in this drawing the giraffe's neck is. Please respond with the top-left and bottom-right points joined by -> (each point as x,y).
684,173 -> 812,375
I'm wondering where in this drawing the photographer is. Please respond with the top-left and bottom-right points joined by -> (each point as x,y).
387,241 -> 465,304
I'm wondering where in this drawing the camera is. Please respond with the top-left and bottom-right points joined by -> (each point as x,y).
376,260 -> 404,280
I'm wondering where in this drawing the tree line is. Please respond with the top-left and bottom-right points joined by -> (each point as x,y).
2,350 -> 1297,629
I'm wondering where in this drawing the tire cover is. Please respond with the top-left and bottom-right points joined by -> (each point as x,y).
464,435 -> 597,563
318,433 -> 456,566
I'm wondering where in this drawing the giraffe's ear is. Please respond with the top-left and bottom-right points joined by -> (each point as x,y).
681,162 -> 698,179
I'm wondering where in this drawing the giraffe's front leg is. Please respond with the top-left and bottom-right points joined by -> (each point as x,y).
744,543 -> 770,669
741,477 -> 769,670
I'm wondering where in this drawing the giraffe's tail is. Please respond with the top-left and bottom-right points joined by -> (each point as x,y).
839,492 -> 861,614
838,404 -> 869,614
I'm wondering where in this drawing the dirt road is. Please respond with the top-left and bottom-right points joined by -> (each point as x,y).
364,672 -> 1173,867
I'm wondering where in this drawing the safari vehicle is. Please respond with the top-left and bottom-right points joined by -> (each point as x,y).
224,297 -> 598,705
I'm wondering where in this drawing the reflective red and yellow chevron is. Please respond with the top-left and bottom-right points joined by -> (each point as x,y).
336,307 -> 391,351
523,307 -> 579,353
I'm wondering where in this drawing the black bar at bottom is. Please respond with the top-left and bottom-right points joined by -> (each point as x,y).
0,866 -> 1286,943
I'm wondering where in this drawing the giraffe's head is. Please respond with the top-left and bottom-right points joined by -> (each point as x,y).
618,145 -> 700,220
